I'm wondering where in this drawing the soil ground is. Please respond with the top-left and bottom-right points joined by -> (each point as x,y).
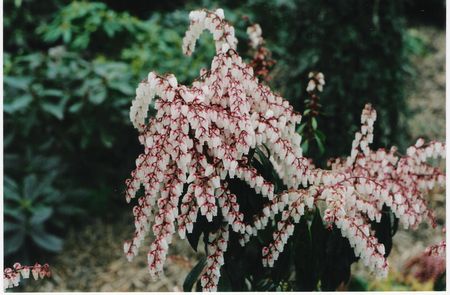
22,26 -> 445,292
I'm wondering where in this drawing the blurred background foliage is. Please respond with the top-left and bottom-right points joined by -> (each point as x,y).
3,0 -> 445,274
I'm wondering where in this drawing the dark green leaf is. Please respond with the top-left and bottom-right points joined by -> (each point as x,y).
186,216 -> 203,251
30,228 -> 63,252
5,231 -> 25,255
296,122 -> 307,134
311,117 -> 318,130
314,134 -> 325,154
88,86 -> 107,104
30,206 -> 54,225
100,131 -> 113,148
347,275 -> 368,291
23,174 -> 38,200
41,102 -> 65,120
183,257 -> 206,292
109,81 -> 135,95
68,102 -> 84,113
301,140 -> 309,154
218,267 -> 233,291
4,176 -> 21,201
4,94 -> 33,113
4,221 -> 23,233
4,207 -> 26,222
42,89 -> 64,97
4,76 -> 31,90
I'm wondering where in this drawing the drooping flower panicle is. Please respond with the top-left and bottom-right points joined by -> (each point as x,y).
124,9 -> 446,291
3,263 -> 51,290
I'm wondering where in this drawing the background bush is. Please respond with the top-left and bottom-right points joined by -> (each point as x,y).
3,0 -> 444,266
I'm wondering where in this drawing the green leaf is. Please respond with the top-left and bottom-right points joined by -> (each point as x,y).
103,23 -> 117,37
3,76 -> 31,90
109,81 -> 135,95
4,221 -> 23,233
4,94 -> 33,113
183,257 -> 206,292
372,206 -> 395,257
186,219 -> 203,252
72,34 -> 90,49
88,86 -> 107,104
4,176 -> 21,201
347,276 -> 369,291
254,147 -> 273,179
314,134 -> 325,154
30,228 -> 63,252
68,102 -> 84,113
320,228 -> 357,291
30,206 -> 54,225
315,129 -> 326,141
4,207 -> 26,222
5,231 -> 25,255
296,123 -> 307,134
301,140 -> 309,154
218,267 -> 233,291
23,174 -> 38,200
311,117 -> 318,130
41,102 -> 65,120
294,210 -> 328,291
42,89 -> 64,97
100,131 -> 113,148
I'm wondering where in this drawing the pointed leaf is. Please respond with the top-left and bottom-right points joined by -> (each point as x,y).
4,221 -> 23,233
30,228 -> 63,252
4,176 -> 21,201
311,117 -> 318,130
23,174 -> 38,200
4,94 -> 33,113
183,257 -> 206,292
5,230 -> 25,255
30,206 -> 54,225
41,102 -> 65,120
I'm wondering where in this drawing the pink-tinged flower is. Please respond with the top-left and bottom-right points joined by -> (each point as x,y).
124,8 -> 445,289
3,263 -> 50,290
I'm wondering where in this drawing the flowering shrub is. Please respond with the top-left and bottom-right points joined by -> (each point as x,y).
3,263 -> 51,290
124,9 -> 445,291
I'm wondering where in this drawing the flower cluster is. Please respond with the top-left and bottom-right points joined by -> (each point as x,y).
200,225 -> 229,292
125,8 -> 308,288
4,263 -> 51,290
404,250 -> 446,283
182,9 -> 237,56
247,23 -> 275,82
425,229 -> 446,257
260,104 -> 445,277
124,9 -> 445,291
247,24 -> 263,49
306,72 -> 325,93
425,241 -> 446,257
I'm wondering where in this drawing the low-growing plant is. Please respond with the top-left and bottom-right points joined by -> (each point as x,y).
3,172 -> 82,258
123,9 -> 445,291
3,263 -> 51,290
